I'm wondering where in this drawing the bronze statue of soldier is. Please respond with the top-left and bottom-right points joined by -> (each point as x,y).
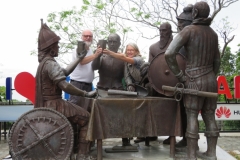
174,4 -> 194,149
35,20 -> 96,160
165,1 -> 221,160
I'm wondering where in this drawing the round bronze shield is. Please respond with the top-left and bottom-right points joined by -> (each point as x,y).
9,108 -> 73,160
148,53 -> 186,96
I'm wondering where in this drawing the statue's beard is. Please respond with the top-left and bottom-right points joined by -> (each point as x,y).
159,35 -> 170,49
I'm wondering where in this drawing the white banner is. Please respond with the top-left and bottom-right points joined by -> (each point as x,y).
198,104 -> 240,120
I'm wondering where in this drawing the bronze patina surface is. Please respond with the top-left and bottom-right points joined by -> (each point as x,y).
80,96 -> 182,158
165,1 -> 221,159
148,53 -> 186,96
85,97 -> 182,140
9,108 -> 73,160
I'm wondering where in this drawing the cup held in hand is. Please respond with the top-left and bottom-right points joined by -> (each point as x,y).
77,41 -> 86,54
98,39 -> 107,50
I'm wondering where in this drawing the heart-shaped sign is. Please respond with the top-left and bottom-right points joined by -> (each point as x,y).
14,72 -> 35,104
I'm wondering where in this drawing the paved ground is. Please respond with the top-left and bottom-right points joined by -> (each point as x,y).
1,133 -> 239,160
0,138 -> 8,160
217,133 -> 240,159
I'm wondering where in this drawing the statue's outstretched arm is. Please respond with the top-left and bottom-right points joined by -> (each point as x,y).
58,80 -> 96,97
62,50 -> 87,76
58,80 -> 86,96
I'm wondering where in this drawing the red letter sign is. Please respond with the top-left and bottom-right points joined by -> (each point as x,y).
217,76 -> 233,99
234,76 -> 240,99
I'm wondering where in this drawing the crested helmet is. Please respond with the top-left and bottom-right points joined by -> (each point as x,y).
38,19 -> 60,51
176,4 -> 193,21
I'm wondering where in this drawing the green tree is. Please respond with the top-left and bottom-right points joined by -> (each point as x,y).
32,0 -> 238,64
32,1 -> 133,65
219,47 -> 236,77
214,17 -> 236,57
0,86 -> 6,102
104,0 -> 237,59
103,0 -> 238,37
235,44 -> 240,74
223,121 -> 240,131
218,46 -> 237,102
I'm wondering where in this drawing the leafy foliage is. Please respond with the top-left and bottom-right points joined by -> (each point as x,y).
219,46 -> 236,76
199,120 -> 240,132
37,1 -> 134,65
217,46 -> 239,102
223,120 -> 240,131
33,0 -> 238,65
0,86 -> 6,102
235,44 -> 240,74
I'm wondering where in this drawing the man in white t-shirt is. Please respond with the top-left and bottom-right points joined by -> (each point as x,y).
69,29 -> 102,105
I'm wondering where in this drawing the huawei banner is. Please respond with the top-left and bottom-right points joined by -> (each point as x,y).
198,104 -> 240,120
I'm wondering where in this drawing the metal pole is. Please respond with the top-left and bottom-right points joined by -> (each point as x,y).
169,136 -> 175,158
97,139 -> 102,160
3,122 -> 7,139
0,122 -> 2,141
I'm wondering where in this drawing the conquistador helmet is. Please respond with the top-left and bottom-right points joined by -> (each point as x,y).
176,4 -> 193,21
38,19 -> 60,51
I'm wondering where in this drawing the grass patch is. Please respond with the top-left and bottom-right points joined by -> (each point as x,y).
228,151 -> 240,160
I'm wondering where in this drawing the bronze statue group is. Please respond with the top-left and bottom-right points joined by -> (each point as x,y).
13,1 -> 221,160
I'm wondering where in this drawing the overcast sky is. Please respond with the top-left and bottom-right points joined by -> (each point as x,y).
0,0 -> 240,101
